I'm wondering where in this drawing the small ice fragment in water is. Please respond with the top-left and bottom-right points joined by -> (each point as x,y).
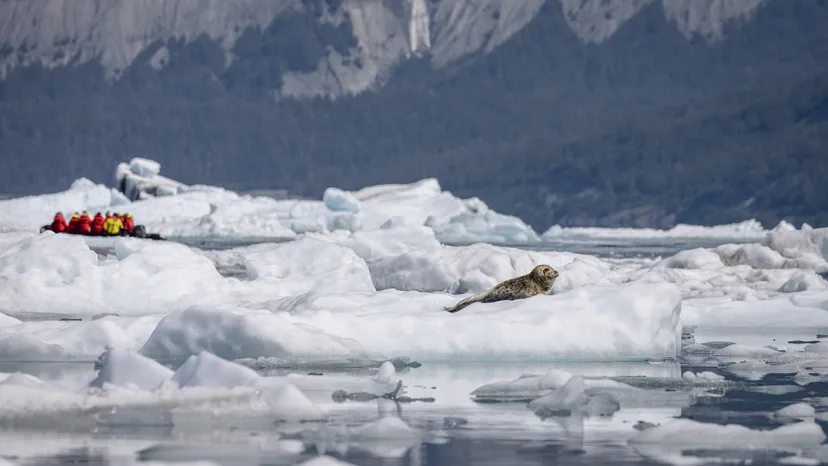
443,417 -> 468,427
374,361 -> 396,384
527,375 -> 620,418
355,416 -> 422,440
682,371 -> 725,383
713,344 -> 784,358
775,403 -> 816,420
296,455 -> 358,466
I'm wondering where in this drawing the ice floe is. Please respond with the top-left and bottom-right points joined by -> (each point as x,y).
0,349 -> 325,426
542,219 -> 778,242
1,159 -> 543,246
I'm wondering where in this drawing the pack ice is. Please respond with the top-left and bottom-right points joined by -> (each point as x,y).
0,158 -> 826,365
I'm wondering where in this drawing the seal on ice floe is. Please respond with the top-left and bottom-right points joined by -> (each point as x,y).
443,265 -> 559,313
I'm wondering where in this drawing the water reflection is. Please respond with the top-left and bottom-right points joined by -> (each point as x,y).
1,360 -> 827,466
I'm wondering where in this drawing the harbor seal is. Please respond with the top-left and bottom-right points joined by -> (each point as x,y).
443,265 -> 559,313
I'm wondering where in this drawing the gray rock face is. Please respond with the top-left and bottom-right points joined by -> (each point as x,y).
0,0 -> 770,97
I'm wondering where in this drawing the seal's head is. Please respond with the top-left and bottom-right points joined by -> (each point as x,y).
531,264 -> 559,286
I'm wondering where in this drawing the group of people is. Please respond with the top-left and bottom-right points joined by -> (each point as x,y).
46,211 -> 135,236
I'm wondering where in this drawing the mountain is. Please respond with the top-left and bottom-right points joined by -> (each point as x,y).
1,0 -> 827,231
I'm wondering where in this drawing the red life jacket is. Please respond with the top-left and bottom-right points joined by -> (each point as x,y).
78,214 -> 92,234
123,216 -> 135,232
91,214 -> 105,235
67,216 -> 80,233
50,215 -> 67,233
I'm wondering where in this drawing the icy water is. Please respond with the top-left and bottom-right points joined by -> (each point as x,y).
3,238 -> 827,466
3,344 -> 828,466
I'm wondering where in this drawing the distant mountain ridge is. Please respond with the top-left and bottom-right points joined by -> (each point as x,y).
1,0 -> 826,231
1,0 -> 769,98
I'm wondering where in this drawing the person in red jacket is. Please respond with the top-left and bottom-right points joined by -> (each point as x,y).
91,212 -> 105,236
50,213 -> 67,233
118,212 -> 125,225
67,213 -> 80,234
123,213 -> 135,234
78,211 -> 92,235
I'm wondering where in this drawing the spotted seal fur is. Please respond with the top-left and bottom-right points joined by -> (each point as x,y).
443,265 -> 559,313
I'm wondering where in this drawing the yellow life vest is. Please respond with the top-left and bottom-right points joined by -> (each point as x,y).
104,217 -> 122,235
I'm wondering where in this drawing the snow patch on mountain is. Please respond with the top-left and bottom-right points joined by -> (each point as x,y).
662,0 -> 767,40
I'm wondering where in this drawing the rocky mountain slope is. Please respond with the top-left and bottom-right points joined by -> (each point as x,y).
1,0 -> 826,230
2,0 -> 770,98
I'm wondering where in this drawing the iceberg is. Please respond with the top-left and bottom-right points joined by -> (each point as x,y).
116,157 -> 186,201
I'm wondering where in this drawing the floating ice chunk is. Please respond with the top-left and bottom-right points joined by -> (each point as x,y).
657,248 -> 724,270
304,227 -> 441,263
712,344 -> 784,359
775,403 -> 816,420
242,237 -> 375,295
804,342 -> 828,353
715,243 -> 788,269
779,271 -> 828,293
0,179 -> 120,232
169,351 -> 324,420
296,456 -> 357,466
373,361 -> 397,385
528,375 -> 620,418
541,219 -> 769,242
470,368 -> 573,401
323,188 -> 361,213
369,243 -> 614,293
0,334 -> 66,361
0,233 -> 230,316
630,418 -> 826,464
190,202 -> 298,240
172,351 -> 263,389
681,371 -> 725,383
129,158 -> 161,178
140,306 -> 366,361
763,227 -> 828,267
141,462 -> 223,466
89,348 -> 174,390
0,311 -> 20,328
430,209 -> 541,245
0,372 -> 48,389
683,290 -> 828,328
354,416 -> 422,440
260,382 -> 325,421
631,418 -> 826,445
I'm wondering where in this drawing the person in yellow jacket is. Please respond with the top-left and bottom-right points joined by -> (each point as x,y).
103,213 -> 124,236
